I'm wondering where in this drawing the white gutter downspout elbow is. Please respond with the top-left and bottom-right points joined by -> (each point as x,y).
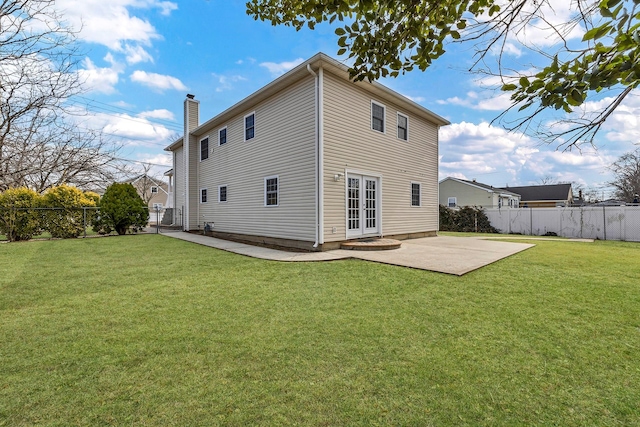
307,64 -> 320,248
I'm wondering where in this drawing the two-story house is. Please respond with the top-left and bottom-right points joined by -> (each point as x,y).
165,53 -> 449,251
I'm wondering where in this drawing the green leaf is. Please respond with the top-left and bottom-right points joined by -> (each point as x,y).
519,77 -> 530,87
501,84 -> 518,91
335,27 -> 346,36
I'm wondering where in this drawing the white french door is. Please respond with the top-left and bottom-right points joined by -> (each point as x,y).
346,173 -> 380,238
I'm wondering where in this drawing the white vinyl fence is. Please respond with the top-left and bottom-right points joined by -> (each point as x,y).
484,206 -> 640,241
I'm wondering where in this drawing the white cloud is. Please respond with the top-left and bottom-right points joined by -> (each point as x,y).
130,70 -> 188,91
212,73 -> 247,92
55,0 -> 177,66
123,44 -> 154,64
438,121 -> 615,187
259,58 -> 304,76
78,54 -> 123,94
139,109 -> 175,121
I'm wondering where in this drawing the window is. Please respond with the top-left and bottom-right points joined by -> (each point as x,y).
371,101 -> 385,132
218,127 -> 227,146
152,203 -> 163,210
201,188 -> 208,203
264,176 -> 279,206
398,113 -> 408,141
411,183 -> 421,207
448,197 -> 457,208
200,137 -> 209,161
151,186 -> 158,194
244,112 -> 255,141
218,185 -> 227,203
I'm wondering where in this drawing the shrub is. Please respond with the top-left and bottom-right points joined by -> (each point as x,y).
42,185 -> 97,238
93,183 -> 147,235
439,205 -> 498,233
0,188 -> 43,241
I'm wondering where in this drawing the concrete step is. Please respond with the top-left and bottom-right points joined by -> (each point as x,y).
340,238 -> 402,251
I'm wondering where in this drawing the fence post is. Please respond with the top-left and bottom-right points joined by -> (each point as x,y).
530,208 -> 533,236
603,205 -> 607,240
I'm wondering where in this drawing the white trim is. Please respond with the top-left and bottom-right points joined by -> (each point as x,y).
448,197 -> 457,207
411,181 -> 421,207
218,184 -> 228,203
199,136 -> 210,161
150,186 -> 158,194
200,188 -> 208,204
264,175 -> 279,207
218,126 -> 227,146
370,100 -> 386,133
307,64 -> 320,248
244,111 -> 256,142
397,112 -> 409,141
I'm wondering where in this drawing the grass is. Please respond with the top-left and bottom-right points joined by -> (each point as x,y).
1,235 -> 639,426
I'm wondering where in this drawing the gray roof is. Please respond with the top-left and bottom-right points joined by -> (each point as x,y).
442,177 -> 521,196
500,184 -> 572,202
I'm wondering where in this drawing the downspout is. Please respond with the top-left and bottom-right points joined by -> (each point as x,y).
307,64 -> 319,248
184,108 -> 190,231
318,67 -> 324,245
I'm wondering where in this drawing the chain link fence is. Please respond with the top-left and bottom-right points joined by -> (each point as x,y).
0,206 -> 181,241
484,205 -> 640,241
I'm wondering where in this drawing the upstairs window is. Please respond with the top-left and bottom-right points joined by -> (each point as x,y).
265,176 -> 279,206
398,113 -> 408,141
218,185 -> 227,203
200,137 -> 209,161
219,127 -> 227,146
201,188 -> 208,203
151,186 -> 158,194
448,197 -> 457,208
245,112 -> 255,141
411,183 -> 421,207
371,101 -> 385,133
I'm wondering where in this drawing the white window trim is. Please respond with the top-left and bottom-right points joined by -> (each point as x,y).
264,175 -> 279,207
218,184 -> 228,203
200,188 -> 208,203
397,112 -> 409,141
152,203 -> 163,210
218,126 -> 227,146
244,111 -> 256,142
370,100 -> 386,134
448,197 -> 457,207
411,182 -> 421,207
151,186 -> 158,194
200,136 -> 210,161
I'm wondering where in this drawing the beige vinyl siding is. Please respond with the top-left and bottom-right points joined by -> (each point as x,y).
322,71 -> 440,242
196,76 -> 316,241
174,146 -> 184,224
439,180 -> 495,207
188,134 -> 199,228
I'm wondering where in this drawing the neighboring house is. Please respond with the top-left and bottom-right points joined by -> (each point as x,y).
165,52 -> 450,251
501,183 -> 573,208
126,174 -> 170,212
439,177 -> 521,208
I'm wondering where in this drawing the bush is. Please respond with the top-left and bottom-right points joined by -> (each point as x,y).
93,183 -> 147,235
42,185 -> 97,238
0,188 -> 43,241
439,205 -> 498,233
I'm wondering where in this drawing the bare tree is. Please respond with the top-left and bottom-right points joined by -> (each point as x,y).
0,0 -> 125,192
128,163 -> 166,206
609,149 -> 640,202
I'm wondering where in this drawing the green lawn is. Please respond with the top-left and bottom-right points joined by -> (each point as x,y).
1,235 -> 639,426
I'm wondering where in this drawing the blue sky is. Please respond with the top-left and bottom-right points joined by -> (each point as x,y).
59,0 -> 640,197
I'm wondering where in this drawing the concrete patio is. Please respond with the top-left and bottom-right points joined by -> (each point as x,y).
161,232 -> 535,275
